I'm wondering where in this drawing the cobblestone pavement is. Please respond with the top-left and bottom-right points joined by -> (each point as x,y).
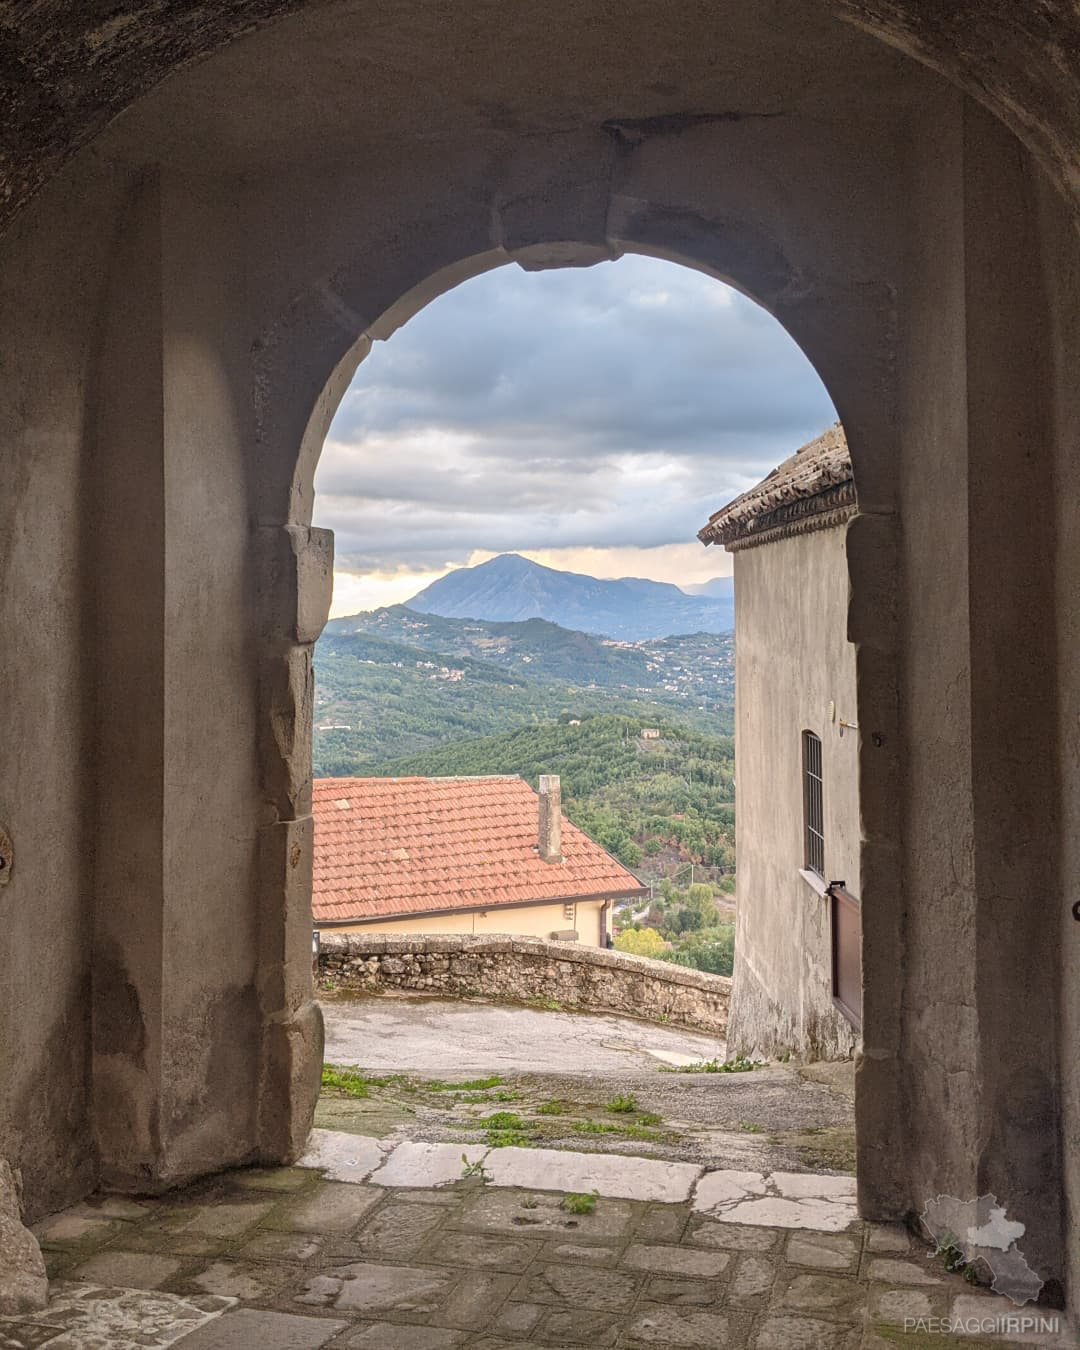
7,1154 -> 1072,1349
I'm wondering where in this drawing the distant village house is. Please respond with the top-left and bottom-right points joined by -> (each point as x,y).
699,423 -> 861,1059
312,774 -> 647,947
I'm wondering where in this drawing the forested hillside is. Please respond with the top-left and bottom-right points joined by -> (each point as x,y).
325,607 -> 734,711
313,615 -> 734,773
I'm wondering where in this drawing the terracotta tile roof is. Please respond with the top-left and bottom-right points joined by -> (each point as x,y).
312,776 -> 647,925
698,422 -> 855,552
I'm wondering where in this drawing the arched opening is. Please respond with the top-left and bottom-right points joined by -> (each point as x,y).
297,248 -> 874,1209
303,256 -> 860,1158
265,215 -> 892,1193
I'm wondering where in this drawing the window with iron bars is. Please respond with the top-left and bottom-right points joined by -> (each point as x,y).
802,730 -> 825,875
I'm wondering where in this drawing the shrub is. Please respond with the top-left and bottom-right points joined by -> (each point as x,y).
613,927 -> 668,958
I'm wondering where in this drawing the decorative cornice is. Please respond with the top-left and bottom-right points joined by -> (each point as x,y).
724,482 -> 857,551
698,422 -> 855,552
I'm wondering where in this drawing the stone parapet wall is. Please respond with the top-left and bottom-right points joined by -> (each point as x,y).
317,933 -> 730,1036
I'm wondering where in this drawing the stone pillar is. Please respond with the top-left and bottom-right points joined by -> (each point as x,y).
91,172 -> 169,1185
890,96 -> 1065,1290
253,523 -> 332,1161
961,100 -> 1062,1292
90,170 -> 324,1190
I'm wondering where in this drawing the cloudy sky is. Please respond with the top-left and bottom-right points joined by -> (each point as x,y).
314,255 -> 836,617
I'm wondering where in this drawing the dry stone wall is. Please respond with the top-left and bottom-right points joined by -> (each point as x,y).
317,933 -> 730,1036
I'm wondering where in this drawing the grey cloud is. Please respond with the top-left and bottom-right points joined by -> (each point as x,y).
314,254 -> 835,570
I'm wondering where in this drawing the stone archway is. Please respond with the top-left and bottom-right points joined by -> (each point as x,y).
249,172 -> 902,1235
1,0 -> 1078,1313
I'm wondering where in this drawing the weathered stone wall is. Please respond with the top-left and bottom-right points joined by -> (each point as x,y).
318,934 -> 731,1036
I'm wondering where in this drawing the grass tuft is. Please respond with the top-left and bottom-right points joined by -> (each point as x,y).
320,1065 -> 409,1097
661,1055 -> 759,1075
426,1074 -> 504,1092
481,1111 -> 525,1130
561,1191 -> 598,1215
605,1094 -> 637,1113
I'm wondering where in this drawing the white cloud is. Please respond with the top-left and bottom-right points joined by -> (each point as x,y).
315,252 -> 834,592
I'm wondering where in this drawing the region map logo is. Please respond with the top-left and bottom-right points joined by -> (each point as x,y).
920,1193 -> 1043,1306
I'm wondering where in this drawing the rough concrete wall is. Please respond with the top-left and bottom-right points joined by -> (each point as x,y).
319,934 -> 731,1036
889,92 -> 1069,1295
158,175 -> 266,1181
1041,166 -> 1080,1315
322,898 -> 609,946
0,163 -> 126,1217
727,526 -> 860,1063
890,87 -> 978,1225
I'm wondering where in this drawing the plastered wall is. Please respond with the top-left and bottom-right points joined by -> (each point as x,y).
321,898 -> 610,947
727,525 -> 860,1062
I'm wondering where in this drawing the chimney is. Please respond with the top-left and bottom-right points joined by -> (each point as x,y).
538,775 -> 562,863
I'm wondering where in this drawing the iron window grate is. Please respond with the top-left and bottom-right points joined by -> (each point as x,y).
803,730 -> 824,875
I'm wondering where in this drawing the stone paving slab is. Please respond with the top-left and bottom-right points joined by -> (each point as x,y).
693,1167 -> 859,1231
455,1187 -> 635,1241
169,1308 -> 346,1348
368,1143 -> 490,1189
0,1282 -> 233,1349
483,1145 -> 702,1203
297,1132 -> 390,1185
342,1326 -> 464,1348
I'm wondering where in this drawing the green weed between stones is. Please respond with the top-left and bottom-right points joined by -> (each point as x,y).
605,1094 -> 637,1113
460,1154 -> 491,1182
477,1111 -> 534,1148
426,1074 -> 504,1092
573,1119 -> 663,1141
940,1232 -> 981,1285
561,1191 -> 599,1215
661,1055 -> 760,1075
320,1066 -> 412,1097
481,1111 -> 526,1130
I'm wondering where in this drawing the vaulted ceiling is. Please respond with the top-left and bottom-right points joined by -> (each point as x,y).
1,0 -> 1078,236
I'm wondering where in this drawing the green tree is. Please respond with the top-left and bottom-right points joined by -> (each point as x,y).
666,925 -> 735,976
614,927 -> 669,958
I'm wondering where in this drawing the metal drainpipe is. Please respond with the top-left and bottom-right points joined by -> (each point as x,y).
599,900 -> 610,948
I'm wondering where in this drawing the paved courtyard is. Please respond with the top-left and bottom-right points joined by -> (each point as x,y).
9,1130 -> 1071,1349
321,995 -> 731,1077
316,995 -> 858,1176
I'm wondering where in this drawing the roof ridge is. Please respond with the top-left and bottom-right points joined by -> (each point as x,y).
315,774 -> 523,785
698,422 -> 853,552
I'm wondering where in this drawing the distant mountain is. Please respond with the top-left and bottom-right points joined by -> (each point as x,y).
683,577 -> 735,600
401,553 -> 733,640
